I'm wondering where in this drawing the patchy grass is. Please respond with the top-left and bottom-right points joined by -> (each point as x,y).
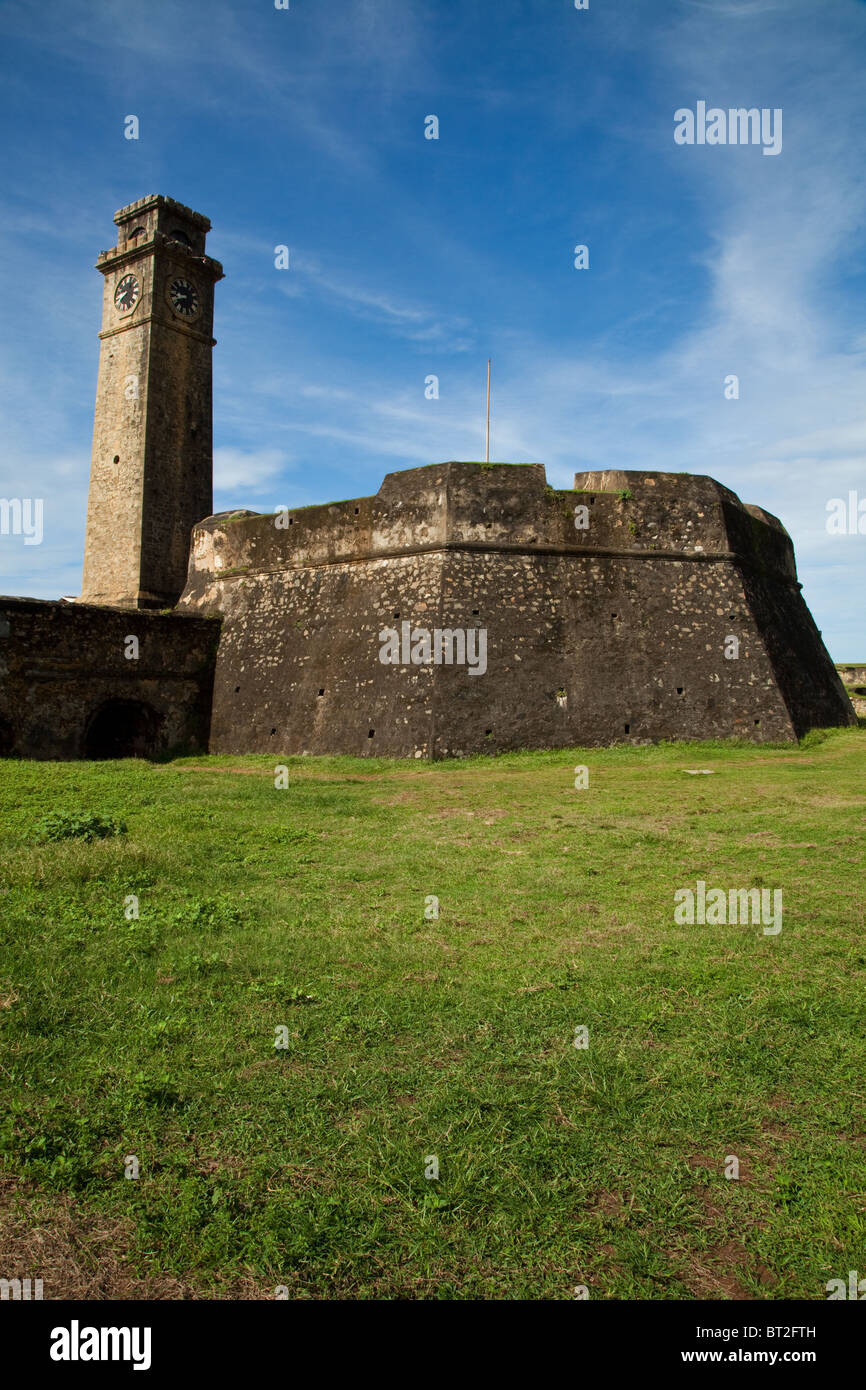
1,727 -> 864,1299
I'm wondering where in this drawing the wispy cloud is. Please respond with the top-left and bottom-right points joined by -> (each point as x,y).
280,258 -> 475,350
213,447 -> 291,494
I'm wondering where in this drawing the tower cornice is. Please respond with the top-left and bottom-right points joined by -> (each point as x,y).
97,315 -> 217,346
96,235 -> 224,281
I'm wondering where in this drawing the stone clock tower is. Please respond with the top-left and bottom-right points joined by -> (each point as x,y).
81,195 -> 223,608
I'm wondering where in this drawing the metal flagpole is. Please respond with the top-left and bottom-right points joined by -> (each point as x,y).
485,359 -> 491,463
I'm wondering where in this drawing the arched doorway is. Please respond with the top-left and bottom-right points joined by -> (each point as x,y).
84,699 -> 162,759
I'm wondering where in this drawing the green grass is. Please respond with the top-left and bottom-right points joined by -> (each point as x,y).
1,728 -> 865,1299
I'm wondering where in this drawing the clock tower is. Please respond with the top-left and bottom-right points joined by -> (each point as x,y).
81,195 -> 224,608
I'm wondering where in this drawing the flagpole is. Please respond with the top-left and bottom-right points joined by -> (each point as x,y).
485,359 -> 491,463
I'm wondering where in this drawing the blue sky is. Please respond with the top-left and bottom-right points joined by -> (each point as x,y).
0,0 -> 864,657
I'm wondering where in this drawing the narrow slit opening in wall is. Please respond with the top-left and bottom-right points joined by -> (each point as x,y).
676,687 -> 684,695
234,686 -> 240,693
354,508 -> 359,515
318,688 -> 324,697
368,729 -> 375,738
113,455 -> 120,464
270,728 -> 276,735
624,723 -> 630,734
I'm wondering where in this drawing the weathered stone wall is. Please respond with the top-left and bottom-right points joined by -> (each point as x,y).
432,548 -> 794,755
177,462 -> 855,757
200,554 -> 443,758
837,665 -> 866,716
0,598 -> 220,759
81,275 -> 151,604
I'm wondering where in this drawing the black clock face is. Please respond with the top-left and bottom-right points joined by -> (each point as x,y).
114,274 -> 140,313
169,277 -> 199,318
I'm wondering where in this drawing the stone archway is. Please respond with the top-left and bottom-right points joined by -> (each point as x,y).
84,699 -> 162,760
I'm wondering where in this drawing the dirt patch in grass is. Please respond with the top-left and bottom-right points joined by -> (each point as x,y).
587,1189 -> 628,1219
0,1176 -> 263,1300
686,1152 -> 718,1173
679,1242 -> 752,1299
673,1222 -> 778,1299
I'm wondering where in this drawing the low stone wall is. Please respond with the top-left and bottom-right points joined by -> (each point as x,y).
0,598 -> 220,759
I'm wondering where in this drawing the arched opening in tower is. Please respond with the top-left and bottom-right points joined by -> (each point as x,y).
84,699 -> 162,760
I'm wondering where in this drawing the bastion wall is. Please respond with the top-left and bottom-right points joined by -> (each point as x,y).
174,462 -> 855,758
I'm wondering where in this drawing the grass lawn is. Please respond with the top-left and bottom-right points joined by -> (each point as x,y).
1,727 -> 864,1300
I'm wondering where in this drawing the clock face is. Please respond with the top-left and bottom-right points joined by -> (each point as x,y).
168,277 -> 200,319
114,274 -> 140,313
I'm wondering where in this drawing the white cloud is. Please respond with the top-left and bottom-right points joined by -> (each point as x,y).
213,447 -> 291,492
